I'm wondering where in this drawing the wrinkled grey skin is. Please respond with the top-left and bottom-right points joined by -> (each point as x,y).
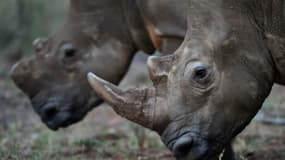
10,0 -> 187,130
88,0 -> 285,159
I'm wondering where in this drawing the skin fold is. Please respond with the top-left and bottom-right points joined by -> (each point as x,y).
88,0 -> 285,159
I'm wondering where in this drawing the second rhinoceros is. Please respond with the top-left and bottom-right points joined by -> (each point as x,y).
10,0 -> 187,130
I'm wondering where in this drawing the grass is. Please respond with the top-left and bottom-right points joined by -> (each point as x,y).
0,117 -> 166,160
0,123 -> 62,160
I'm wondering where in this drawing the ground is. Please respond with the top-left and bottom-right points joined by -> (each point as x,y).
0,53 -> 284,160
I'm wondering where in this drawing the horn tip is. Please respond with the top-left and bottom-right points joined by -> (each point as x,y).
87,72 -> 95,80
87,72 -> 112,92
87,72 -> 96,79
87,72 -> 100,87
147,56 -> 159,67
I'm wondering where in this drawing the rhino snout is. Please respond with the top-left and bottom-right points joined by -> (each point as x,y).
40,103 -> 60,122
173,134 -> 193,159
166,132 -> 213,160
39,103 -> 72,131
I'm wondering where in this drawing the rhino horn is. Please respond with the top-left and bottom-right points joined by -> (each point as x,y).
87,72 -> 155,130
32,37 -> 48,53
147,55 -> 175,84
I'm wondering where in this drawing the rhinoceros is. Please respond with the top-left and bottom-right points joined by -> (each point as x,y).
10,0 -> 187,130
88,0 -> 285,159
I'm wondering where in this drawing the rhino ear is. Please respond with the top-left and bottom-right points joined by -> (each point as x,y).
147,55 -> 175,84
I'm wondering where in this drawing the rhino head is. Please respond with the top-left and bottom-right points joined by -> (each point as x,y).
9,0 -> 145,130
88,43 -> 275,159
88,0 -> 278,159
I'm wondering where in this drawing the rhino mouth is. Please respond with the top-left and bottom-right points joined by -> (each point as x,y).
42,98 -> 102,131
36,101 -> 74,130
44,110 -> 71,131
31,89 -> 103,130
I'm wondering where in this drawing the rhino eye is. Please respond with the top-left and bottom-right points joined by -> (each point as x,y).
60,43 -> 77,59
193,67 -> 208,80
184,62 -> 213,87
65,48 -> 76,58
192,66 -> 212,86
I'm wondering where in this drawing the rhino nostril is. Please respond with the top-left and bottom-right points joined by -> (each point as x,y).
42,105 -> 59,120
173,136 -> 193,158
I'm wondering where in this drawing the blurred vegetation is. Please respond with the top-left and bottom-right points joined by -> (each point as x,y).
0,0 -> 68,55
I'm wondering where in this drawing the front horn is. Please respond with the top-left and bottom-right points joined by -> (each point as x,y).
87,73 -> 156,130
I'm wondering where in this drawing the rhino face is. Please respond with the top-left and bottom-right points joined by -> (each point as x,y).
10,0 -> 142,130
10,23 -> 134,130
151,44 -> 274,159
88,36 -> 275,159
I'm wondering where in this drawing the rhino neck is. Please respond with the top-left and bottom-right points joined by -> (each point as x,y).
224,0 -> 285,85
68,0 -> 156,55
252,0 -> 285,85
67,0 -> 138,52
121,0 -> 156,54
